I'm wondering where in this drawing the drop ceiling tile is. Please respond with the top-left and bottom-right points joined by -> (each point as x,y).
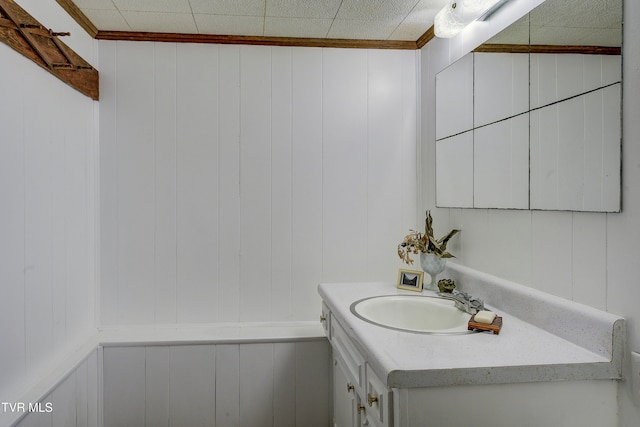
405,0 -> 448,21
264,17 -> 332,38
112,0 -> 192,13
69,0 -> 440,41
194,14 -> 264,36
73,0 -> 118,10
416,0 -> 449,12
388,0 -> 444,40
487,14 -> 529,44
336,0 -> 419,21
82,9 -> 131,31
389,22 -> 427,40
328,19 -> 397,40
265,0 -> 342,19
190,0 -> 266,16
122,11 -> 198,33
575,28 -> 621,47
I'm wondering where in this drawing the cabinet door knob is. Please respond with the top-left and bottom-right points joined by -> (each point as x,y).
367,393 -> 378,407
357,405 -> 366,414
319,315 -> 327,322
346,383 -> 355,393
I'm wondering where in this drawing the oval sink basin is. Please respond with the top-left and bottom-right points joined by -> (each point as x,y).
350,295 -> 472,334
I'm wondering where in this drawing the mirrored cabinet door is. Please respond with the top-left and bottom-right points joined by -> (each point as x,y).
474,114 -> 529,209
435,0 -> 622,213
530,83 -> 621,211
436,131 -> 474,208
435,53 -> 473,140
473,52 -> 528,128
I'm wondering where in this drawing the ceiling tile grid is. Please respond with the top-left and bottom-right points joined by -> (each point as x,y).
265,0 -> 342,19
82,8 -> 131,31
111,0 -> 193,13
123,11 -> 198,33
72,0 -> 116,9
328,19 -> 402,40
264,17 -> 334,38
190,0 -> 266,16
68,0 -> 449,41
335,0 -> 420,21
194,14 -> 264,36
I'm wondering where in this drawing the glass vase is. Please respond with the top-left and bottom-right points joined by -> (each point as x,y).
419,252 -> 446,291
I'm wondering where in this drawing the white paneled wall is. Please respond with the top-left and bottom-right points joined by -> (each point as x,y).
473,114 -> 530,209
530,53 -> 621,212
530,54 -> 621,109
0,39 -> 97,415
434,53 -> 473,140
435,132 -> 474,208
13,350 -> 100,427
419,5 -> 638,421
473,52 -> 529,128
530,84 -> 621,212
422,30 -> 626,308
422,15 -> 640,427
102,341 -> 329,427
99,42 -> 418,325
423,38 -> 615,308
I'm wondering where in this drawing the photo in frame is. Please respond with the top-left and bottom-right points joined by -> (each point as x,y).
397,269 -> 424,292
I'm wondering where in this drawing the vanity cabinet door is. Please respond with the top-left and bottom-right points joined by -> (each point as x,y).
365,364 -> 393,427
328,313 -> 392,427
333,350 -> 361,427
331,315 -> 366,391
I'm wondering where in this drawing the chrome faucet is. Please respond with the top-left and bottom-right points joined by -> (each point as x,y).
438,290 -> 485,315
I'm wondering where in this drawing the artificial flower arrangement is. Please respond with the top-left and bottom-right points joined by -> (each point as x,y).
397,210 -> 460,265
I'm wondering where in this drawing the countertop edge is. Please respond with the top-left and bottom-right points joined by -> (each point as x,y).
386,361 -> 622,388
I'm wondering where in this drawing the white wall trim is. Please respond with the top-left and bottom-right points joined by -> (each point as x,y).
7,321 -> 325,426
5,334 -> 99,427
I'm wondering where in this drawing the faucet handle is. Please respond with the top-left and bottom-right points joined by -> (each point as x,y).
469,296 -> 485,312
444,290 -> 485,314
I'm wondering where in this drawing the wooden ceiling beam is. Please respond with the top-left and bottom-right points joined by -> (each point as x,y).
55,0 -> 97,38
0,15 -> 16,29
0,0 -> 98,100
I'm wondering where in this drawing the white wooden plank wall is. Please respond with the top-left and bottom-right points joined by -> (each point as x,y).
102,341 -> 329,427
99,42 -> 418,325
529,54 -> 622,212
0,41 -> 97,413
422,35 -> 615,310
13,350 -> 100,427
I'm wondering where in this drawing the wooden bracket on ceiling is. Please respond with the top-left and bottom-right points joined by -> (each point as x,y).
0,0 -> 98,100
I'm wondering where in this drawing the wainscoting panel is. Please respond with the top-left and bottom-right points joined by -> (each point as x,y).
102,340 -> 330,427
13,350 -> 100,427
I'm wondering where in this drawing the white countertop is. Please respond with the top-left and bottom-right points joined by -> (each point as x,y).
319,264 -> 624,388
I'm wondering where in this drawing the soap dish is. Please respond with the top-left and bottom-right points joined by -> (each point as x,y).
468,314 -> 503,335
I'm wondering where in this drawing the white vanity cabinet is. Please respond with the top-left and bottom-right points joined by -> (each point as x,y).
319,273 -> 624,427
332,348 -> 363,427
364,364 -> 392,427
329,311 -> 392,427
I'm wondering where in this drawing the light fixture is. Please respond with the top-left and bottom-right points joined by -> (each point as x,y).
434,0 -> 507,38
